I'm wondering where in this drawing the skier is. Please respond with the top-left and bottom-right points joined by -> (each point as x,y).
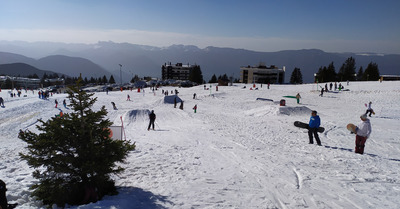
63,99 -> 67,108
193,104 -> 197,113
319,88 -> 324,97
148,110 -> 156,131
55,99 -> 58,108
111,102 -> 117,110
308,110 -> 322,146
355,114 -> 372,154
127,94 -> 131,101
0,97 -> 4,107
296,93 -> 301,104
365,101 -> 374,117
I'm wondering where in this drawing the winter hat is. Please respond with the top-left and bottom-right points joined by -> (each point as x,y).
360,114 -> 367,119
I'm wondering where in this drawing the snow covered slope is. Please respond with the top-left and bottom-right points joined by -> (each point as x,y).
1,81 -> 399,208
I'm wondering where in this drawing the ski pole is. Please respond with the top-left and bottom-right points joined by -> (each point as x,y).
155,121 -> 161,130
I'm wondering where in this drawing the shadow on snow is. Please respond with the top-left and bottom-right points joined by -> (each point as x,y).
324,145 -> 400,162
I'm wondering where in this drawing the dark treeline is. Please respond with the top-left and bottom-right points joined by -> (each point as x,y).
290,56 -> 381,84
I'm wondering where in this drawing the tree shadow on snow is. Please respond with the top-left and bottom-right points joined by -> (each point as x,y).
113,187 -> 174,209
324,146 -> 400,162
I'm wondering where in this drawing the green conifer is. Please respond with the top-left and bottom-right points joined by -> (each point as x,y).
19,79 -> 135,207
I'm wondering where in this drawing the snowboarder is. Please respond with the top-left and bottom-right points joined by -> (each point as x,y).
354,114 -> 372,154
63,99 -> 67,108
193,104 -> 197,113
296,93 -> 301,104
148,110 -> 156,131
193,93 -> 196,99
111,102 -> 117,110
308,110 -> 322,146
127,94 -> 131,101
55,99 -> 58,108
319,88 -> 324,97
365,101 -> 374,117
0,97 -> 4,107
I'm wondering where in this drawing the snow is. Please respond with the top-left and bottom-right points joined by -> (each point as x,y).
1,81 -> 400,209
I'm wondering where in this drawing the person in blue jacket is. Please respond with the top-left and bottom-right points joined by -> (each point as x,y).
308,110 -> 322,145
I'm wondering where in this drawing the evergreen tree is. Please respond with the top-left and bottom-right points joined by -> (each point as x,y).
357,66 -> 364,81
363,62 -> 380,81
290,67 -> 303,84
316,66 -> 327,83
89,77 -> 96,84
109,75 -> 116,84
4,78 -> 12,89
130,75 -> 140,83
209,74 -> 217,83
326,62 -> 337,82
102,75 -> 108,84
19,80 -> 135,207
188,65 -> 204,84
338,57 -> 357,81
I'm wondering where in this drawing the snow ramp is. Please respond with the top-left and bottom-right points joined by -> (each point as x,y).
278,106 -> 312,115
164,95 -> 182,104
125,109 -> 151,125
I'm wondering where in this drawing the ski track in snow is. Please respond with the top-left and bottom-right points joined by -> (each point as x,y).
1,81 -> 400,208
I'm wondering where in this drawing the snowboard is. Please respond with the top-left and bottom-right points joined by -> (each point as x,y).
294,121 -> 325,133
346,123 -> 357,134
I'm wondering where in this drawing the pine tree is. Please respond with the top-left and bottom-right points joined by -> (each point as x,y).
209,74 -> 217,83
102,75 -> 108,84
109,75 -> 116,84
290,67 -> 303,84
19,79 -> 135,207
357,66 -> 364,81
338,57 -> 357,81
188,65 -> 204,84
363,62 -> 380,81
326,62 -> 337,82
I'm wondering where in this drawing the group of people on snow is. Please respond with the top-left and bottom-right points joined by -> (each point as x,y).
306,102 -> 373,155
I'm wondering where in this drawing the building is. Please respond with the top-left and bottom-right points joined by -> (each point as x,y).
380,75 -> 400,81
240,63 -> 285,84
161,62 -> 199,81
0,76 -> 41,89
0,76 -> 64,89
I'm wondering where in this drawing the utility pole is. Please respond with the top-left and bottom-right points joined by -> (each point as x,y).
119,64 -> 122,86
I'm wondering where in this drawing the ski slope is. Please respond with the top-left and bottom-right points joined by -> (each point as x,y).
1,81 -> 399,208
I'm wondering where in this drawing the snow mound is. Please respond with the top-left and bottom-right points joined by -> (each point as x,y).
245,105 -> 312,117
278,106 -> 312,115
126,109 -> 150,123
163,95 -> 182,104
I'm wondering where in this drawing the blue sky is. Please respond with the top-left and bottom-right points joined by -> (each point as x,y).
1,0 -> 399,54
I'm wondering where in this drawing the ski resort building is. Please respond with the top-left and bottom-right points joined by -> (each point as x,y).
240,63 -> 285,84
161,62 -> 199,81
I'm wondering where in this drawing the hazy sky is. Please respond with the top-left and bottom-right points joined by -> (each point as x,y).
1,0 -> 399,54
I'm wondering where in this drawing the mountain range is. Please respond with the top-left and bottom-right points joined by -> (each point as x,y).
0,41 -> 399,83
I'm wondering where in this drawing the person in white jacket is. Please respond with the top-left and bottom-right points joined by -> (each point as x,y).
355,114 -> 372,154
